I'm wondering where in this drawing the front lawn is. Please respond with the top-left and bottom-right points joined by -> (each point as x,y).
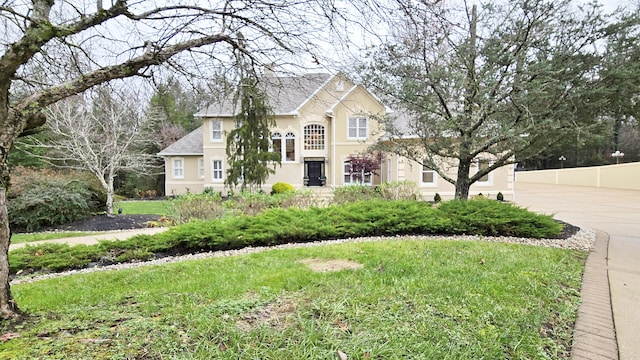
4,239 -> 585,359
117,200 -> 170,216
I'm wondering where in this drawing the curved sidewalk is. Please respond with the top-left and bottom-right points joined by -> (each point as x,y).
515,183 -> 640,360
9,227 -> 169,251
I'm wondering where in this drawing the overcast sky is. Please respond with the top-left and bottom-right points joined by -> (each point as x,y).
594,0 -> 634,12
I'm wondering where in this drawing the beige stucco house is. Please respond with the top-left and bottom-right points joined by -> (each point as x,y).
158,72 -> 515,200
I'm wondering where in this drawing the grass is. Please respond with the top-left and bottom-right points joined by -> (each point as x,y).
3,239 -> 586,359
10,232 -> 108,245
117,200 -> 170,216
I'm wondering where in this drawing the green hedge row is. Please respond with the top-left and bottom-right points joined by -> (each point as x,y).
10,199 -> 563,275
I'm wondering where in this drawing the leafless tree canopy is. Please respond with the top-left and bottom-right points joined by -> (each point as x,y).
0,0 -> 342,319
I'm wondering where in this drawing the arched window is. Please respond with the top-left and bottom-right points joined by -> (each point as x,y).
271,132 -> 282,161
285,132 -> 296,162
304,124 -> 325,150
272,131 -> 296,162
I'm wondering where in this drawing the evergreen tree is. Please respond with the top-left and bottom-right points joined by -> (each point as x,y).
225,78 -> 280,191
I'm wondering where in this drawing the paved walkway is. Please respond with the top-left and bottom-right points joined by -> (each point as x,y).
9,227 -> 169,251
515,182 -> 640,360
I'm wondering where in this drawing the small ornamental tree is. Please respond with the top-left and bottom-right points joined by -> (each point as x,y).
346,151 -> 383,185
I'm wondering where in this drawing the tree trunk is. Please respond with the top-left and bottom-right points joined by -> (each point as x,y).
106,189 -> 115,217
454,157 -> 472,200
454,4 -> 477,201
0,153 -> 20,319
104,173 -> 115,216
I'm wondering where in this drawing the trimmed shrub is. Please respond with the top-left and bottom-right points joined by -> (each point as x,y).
434,193 -> 442,203
497,192 -> 504,201
8,166 -> 105,232
271,182 -> 295,195
8,199 -> 564,274
437,198 -> 562,238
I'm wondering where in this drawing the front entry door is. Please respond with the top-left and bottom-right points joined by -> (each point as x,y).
306,161 -> 324,186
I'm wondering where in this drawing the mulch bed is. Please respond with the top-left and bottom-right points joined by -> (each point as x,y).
43,214 -> 162,232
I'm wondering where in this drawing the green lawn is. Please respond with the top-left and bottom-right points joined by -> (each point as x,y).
4,239 -> 586,359
117,200 -> 170,216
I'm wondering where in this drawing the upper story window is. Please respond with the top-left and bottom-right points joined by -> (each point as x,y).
348,116 -> 368,139
210,119 -> 222,141
304,124 -> 325,150
172,158 -> 184,179
272,131 -> 296,162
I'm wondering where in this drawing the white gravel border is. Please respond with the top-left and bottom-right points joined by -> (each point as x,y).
11,227 -> 595,285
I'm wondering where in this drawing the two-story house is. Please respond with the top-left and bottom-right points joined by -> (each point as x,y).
158,72 -> 515,200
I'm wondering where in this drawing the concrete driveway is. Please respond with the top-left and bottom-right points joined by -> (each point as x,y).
515,182 -> 640,360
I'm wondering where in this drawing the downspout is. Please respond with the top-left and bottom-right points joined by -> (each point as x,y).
330,114 -> 336,187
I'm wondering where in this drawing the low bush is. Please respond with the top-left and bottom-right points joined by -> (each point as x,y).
8,166 -> 105,232
168,192 -> 225,223
270,182 -> 295,194
437,198 -> 562,238
168,190 -> 322,223
332,184 -> 379,204
9,198 -> 564,275
376,180 -> 423,200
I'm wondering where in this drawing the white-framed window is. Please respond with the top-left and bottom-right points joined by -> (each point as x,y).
212,160 -> 223,182
210,119 -> 222,141
304,124 -> 325,150
476,159 -> 492,184
198,158 -> 205,178
422,164 -> 437,185
271,131 -> 296,162
343,161 -> 372,185
271,132 -> 282,161
172,158 -> 184,179
348,116 -> 368,139
285,132 -> 296,162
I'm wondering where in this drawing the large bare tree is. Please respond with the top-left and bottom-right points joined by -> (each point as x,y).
360,0 -> 606,199
0,0 -> 336,319
25,87 -> 157,216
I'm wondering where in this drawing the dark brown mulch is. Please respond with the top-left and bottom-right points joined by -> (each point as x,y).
44,214 -> 162,232
555,220 -> 580,239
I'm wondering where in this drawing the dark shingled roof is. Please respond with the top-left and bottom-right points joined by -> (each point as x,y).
157,126 -> 203,156
195,73 -> 333,117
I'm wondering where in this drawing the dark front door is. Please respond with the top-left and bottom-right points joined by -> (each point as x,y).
306,161 -> 324,186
